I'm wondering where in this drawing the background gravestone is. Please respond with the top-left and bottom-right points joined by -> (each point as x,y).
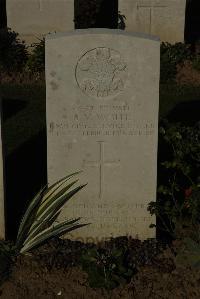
6,0 -> 189,45
6,0 -> 74,45
46,29 -> 160,242
0,98 -> 5,239
119,0 -> 186,43
7,0 -> 119,44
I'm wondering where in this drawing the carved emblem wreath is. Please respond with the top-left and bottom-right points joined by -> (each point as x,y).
75,47 -> 128,98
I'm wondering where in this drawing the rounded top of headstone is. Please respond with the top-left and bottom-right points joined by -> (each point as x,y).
45,29 -> 160,42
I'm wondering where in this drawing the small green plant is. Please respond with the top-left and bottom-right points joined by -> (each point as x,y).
26,38 -> 45,73
162,42 -> 192,65
0,171 -> 88,286
148,120 -> 200,240
80,246 -> 134,290
15,171 -> 88,254
160,42 -> 192,83
175,236 -> 200,268
192,54 -> 200,72
0,28 -> 28,72
3,171 -> 88,256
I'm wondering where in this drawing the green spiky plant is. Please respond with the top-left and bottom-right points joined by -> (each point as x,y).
15,171 -> 88,254
0,171 -> 89,285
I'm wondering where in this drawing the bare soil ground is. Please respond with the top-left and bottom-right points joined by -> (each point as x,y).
0,238 -> 200,299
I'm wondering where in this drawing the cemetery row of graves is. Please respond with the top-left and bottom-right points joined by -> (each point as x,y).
0,1 -> 200,296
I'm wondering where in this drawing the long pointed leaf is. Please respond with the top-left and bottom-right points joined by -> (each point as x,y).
16,186 -> 47,247
24,217 -> 81,246
20,219 -> 89,253
41,171 -> 82,204
21,223 -> 88,253
16,171 -> 87,254
36,179 -> 79,218
17,186 -> 46,238
25,184 -> 87,244
23,208 -> 63,244
29,184 -> 87,234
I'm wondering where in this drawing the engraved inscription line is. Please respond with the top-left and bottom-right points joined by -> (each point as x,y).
83,141 -> 120,199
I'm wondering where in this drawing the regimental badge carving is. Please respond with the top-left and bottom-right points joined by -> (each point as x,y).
75,47 -> 128,99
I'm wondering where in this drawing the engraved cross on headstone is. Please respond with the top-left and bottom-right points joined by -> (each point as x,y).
137,3 -> 167,34
83,141 -> 120,199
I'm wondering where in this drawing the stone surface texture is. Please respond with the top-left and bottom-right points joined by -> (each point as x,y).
6,0 -> 74,45
46,29 -> 160,243
0,99 -> 5,239
119,0 -> 186,43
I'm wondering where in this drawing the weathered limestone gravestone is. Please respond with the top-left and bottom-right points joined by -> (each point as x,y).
119,0 -> 186,43
6,0 -> 74,44
0,99 -> 5,239
7,0 -> 186,44
46,29 -> 160,242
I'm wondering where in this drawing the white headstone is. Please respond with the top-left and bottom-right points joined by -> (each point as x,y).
119,0 -> 186,43
6,0 -> 74,45
46,29 -> 160,243
0,99 -> 5,239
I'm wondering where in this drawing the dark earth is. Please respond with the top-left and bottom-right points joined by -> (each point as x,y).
0,236 -> 200,299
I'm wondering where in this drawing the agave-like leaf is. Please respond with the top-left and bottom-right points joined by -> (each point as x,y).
23,217 -> 81,247
26,183 -> 87,243
41,171 -> 82,206
23,209 -> 62,245
36,179 -> 79,218
37,183 -> 87,224
16,171 -> 88,254
16,186 -> 46,248
20,219 -> 89,254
